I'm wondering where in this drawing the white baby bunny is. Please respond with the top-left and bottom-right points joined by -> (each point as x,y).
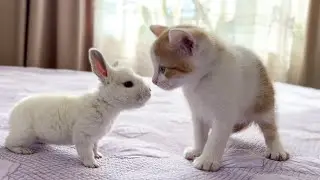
4,48 -> 151,168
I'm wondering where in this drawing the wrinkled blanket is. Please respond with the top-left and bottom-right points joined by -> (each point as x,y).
0,66 -> 319,180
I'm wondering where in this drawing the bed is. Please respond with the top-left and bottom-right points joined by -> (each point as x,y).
0,66 -> 319,180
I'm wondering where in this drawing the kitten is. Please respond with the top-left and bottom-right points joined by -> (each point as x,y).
148,25 -> 289,171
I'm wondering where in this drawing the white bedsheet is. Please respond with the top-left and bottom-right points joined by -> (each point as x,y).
0,66 -> 319,180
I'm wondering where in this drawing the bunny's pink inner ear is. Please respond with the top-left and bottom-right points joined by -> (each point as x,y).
96,60 -> 108,77
168,29 -> 196,56
89,48 -> 108,77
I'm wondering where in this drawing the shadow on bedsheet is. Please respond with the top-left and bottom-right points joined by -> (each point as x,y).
225,137 -> 320,177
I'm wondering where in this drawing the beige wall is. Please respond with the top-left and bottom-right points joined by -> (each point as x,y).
0,0 -> 26,66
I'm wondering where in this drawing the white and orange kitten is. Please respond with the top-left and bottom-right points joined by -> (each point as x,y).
148,25 -> 289,171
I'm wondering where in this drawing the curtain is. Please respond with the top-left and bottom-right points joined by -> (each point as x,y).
303,0 -> 320,88
94,0 -> 311,85
0,0 -> 26,66
0,0 -> 94,71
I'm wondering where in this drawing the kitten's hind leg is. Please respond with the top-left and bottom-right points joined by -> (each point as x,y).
5,130 -> 36,155
253,110 -> 289,161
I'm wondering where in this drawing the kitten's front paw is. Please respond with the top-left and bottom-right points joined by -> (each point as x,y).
193,155 -> 221,172
82,159 -> 99,168
94,152 -> 103,159
183,147 -> 202,160
266,149 -> 289,161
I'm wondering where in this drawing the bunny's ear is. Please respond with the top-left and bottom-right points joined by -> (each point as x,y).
88,48 -> 111,80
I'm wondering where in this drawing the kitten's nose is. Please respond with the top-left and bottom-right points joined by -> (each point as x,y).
148,87 -> 151,91
152,78 -> 158,84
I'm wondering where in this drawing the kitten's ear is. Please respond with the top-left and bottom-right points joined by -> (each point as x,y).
149,25 -> 168,37
88,48 -> 111,80
168,28 -> 196,56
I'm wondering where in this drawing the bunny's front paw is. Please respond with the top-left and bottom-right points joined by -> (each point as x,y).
83,159 -> 99,168
7,146 -> 34,155
94,151 -> 103,159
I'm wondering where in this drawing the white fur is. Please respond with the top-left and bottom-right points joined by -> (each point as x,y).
150,27 -> 288,171
5,48 -> 151,168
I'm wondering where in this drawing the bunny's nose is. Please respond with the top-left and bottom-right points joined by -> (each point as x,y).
148,87 -> 151,91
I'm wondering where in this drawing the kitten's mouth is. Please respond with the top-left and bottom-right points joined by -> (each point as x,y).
156,82 -> 177,91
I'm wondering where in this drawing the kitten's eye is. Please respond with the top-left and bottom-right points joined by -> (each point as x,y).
123,81 -> 134,88
159,66 -> 166,73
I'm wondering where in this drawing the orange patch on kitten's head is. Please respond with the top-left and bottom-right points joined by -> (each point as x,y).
149,25 -> 208,89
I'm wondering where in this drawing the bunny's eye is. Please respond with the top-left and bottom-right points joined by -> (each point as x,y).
123,81 -> 134,88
